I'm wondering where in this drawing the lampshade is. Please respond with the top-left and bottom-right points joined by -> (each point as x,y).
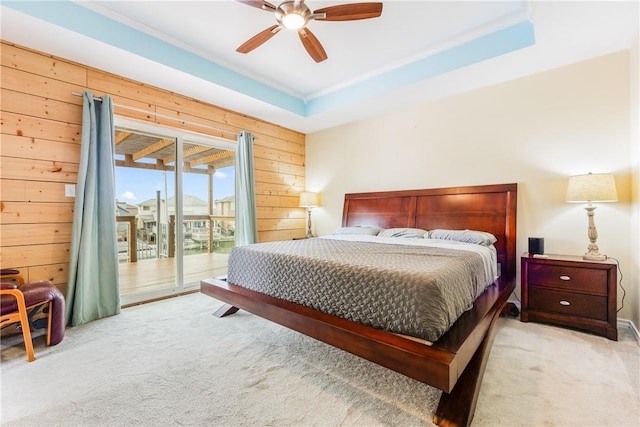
299,192 -> 320,208
566,173 -> 618,203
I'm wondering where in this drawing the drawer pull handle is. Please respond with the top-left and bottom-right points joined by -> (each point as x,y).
559,300 -> 571,306
559,275 -> 571,281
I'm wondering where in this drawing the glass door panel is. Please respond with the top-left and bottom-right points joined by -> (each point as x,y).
115,127 -> 177,305
181,141 -> 235,289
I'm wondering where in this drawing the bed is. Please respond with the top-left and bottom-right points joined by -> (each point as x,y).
201,183 -> 518,426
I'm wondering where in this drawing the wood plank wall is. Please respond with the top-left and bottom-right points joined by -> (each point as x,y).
0,41 -> 307,294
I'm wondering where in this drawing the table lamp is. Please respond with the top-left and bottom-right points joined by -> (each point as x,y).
566,173 -> 618,261
299,192 -> 320,238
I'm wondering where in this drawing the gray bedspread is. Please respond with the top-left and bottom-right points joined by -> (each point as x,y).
226,237 -> 492,342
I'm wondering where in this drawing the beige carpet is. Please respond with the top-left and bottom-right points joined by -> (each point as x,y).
1,292 -> 638,426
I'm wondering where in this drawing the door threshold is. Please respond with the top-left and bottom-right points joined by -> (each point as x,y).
121,289 -> 200,308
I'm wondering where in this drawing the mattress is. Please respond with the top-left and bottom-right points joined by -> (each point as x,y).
226,235 -> 498,342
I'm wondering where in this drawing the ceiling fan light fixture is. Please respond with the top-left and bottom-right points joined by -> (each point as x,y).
282,12 -> 305,29
237,1 -> 383,62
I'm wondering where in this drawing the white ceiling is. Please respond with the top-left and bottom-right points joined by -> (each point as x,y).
1,1 -> 638,134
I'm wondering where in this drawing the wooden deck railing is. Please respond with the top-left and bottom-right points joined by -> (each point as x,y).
117,214 -> 234,262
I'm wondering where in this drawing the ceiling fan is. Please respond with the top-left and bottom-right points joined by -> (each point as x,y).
236,0 -> 383,63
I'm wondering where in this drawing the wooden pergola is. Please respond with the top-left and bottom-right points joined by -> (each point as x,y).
114,128 -> 235,173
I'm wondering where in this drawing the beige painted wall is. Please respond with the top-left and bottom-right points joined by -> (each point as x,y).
630,31 -> 639,330
306,51 -> 638,327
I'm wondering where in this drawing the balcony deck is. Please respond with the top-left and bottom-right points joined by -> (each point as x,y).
119,252 -> 230,301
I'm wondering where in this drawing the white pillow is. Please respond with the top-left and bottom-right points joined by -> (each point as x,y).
427,229 -> 497,246
377,228 -> 428,238
332,226 -> 382,236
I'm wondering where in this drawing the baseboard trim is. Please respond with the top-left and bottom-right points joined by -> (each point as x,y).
617,318 -> 640,345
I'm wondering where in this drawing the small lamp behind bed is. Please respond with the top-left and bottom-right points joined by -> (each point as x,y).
300,192 -> 321,238
566,173 -> 618,261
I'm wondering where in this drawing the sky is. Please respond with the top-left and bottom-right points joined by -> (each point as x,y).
115,165 -> 235,205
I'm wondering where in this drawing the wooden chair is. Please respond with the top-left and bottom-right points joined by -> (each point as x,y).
0,283 -> 36,362
0,268 -> 25,285
0,269 -> 66,361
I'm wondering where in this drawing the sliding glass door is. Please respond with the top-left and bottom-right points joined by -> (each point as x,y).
114,118 -> 235,305
180,139 -> 235,289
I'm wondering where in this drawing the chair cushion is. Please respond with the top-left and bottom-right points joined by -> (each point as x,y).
21,281 -> 63,306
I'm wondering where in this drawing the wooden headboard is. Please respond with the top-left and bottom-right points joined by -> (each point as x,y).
342,183 -> 518,280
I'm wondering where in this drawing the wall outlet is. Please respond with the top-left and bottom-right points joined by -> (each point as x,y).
65,184 -> 76,197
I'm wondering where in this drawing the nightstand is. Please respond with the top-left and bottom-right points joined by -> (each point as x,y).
521,254 -> 617,340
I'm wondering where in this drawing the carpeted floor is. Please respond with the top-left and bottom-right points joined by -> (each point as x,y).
1,292 -> 638,426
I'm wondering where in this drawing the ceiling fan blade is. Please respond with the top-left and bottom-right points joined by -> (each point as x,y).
313,2 -> 383,21
298,28 -> 327,63
236,25 -> 282,54
236,0 -> 276,12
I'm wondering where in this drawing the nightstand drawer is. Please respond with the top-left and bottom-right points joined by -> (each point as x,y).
528,288 -> 608,320
527,264 -> 607,294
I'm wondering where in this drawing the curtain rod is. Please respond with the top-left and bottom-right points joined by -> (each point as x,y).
71,91 -> 241,139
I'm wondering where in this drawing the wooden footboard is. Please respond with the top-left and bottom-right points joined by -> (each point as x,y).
434,301 -> 518,426
201,275 -> 514,399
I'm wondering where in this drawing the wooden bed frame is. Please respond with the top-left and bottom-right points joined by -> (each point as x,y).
201,183 -> 518,426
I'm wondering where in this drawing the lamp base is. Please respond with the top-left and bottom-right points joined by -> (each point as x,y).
583,253 -> 607,261
306,208 -> 313,238
582,206 -> 607,262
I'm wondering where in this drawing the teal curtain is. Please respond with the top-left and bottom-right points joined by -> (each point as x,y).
66,91 -> 120,326
235,131 -> 258,246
